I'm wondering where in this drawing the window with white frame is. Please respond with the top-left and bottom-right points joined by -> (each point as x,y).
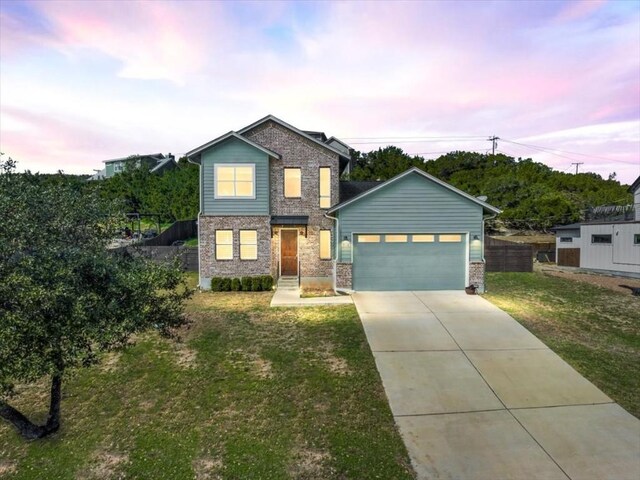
634,234 -> 640,245
560,237 -> 573,243
319,167 -> 331,208
215,230 -> 233,260
215,164 -> 255,198
319,230 -> 331,259
240,230 -> 258,260
284,168 -> 301,198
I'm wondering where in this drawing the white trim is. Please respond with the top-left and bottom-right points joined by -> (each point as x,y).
214,163 -> 256,200
279,228 -> 300,278
186,131 -> 281,161
328,167 -> 501,215
237,115 -> 349,159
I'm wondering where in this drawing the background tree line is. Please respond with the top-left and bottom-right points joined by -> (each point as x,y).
25,148 -> 632,231
348,147 -> 633,231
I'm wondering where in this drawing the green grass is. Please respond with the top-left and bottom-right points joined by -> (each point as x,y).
183,237 -> 198,247
484,271 -> 640,418
0,273 -> 413,479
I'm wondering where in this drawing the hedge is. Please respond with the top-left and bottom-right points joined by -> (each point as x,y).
209,275 -> 274,292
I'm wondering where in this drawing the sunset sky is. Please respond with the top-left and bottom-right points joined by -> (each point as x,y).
1,0 -> 639,183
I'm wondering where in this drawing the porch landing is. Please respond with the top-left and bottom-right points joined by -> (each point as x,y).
270,277 -> 353,307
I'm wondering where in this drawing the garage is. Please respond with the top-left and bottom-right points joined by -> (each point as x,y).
352,233 -> 467,291
329,168 -> 501,292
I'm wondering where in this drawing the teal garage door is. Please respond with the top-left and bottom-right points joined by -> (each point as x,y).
352,233 -> 467,291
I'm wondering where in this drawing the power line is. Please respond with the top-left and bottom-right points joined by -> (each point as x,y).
571,162 -> 584,174
347,139 -> 489,145
342,135 -> 487,140
501,139 -> 639,165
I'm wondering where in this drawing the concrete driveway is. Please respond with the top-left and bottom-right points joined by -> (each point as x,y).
353,291 -> 640,480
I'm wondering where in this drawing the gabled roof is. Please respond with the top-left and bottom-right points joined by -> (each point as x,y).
185,131 -> 281,163
328,167 -> 502,215
325,136 -> 352,151
237,115 -> 350,161
339,181 -> 383,203
629,175 -> 640,194
150,156 -> 178,173
551,222 -> 582,231
103,153 -> 163,164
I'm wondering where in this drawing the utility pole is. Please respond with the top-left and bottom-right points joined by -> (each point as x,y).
571,162 -> 584,174
488,136 -> 499,155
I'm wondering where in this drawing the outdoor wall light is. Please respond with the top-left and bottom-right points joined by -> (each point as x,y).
343,235 -> 349,241
473,235 -> 480,241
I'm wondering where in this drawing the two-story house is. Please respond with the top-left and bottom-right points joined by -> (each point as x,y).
187,115 -> 501,292
186,115 -> 350,290
88,153 -> 177,181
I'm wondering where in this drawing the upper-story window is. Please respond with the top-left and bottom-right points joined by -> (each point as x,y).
284,168 -> 301,198
215,164 -> 255,199
114,163 -> 123,173
319,167 -> 331,208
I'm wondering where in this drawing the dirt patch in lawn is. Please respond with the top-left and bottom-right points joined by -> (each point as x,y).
193,456 -> 223,479
174,343 -> 198,369
0,461 -> 17,476
79,451 -> 129,480
539,266 -> 640,295
316,341 -> 351,376
100,352 -> 121,373
289,448 -> 333,479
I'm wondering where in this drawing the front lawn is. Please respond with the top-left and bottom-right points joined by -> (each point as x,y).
0,275 -> 413,479
484,272 -> 640,418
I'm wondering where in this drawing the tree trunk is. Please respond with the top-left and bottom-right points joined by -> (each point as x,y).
0,373 -> 62,440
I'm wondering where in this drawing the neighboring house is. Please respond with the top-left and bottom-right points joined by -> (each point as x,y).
88,153 -> 177,180
552,175 -> 640,278
186,115 -> 501,292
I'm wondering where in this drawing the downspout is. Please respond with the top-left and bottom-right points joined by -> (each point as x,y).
324,212 -> 340,293
187,155 -> 204,288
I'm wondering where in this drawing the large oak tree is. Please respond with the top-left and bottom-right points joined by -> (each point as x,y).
0,157 -> 192,440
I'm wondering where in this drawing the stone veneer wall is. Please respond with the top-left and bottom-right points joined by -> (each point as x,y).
199,215 -> 271,288
244,121 -> 340,281
336,263 -> 353,290
469,261 -> 486,293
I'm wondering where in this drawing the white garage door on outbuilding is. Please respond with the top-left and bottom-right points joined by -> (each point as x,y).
352,233 -> 467,291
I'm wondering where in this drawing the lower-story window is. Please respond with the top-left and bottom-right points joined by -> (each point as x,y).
320,230 -> 331,259
240,230 -> 258,260
215,230 -> 233,260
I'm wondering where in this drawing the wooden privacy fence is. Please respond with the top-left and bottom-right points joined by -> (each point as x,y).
484,236 -> 533,272
114,246 -> 199,272
143,220 -> 197,247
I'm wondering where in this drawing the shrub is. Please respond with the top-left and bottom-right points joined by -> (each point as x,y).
261,275 -> 273,291
220,278 -> 232,291
251,277 -> 263,291
241,276 -> 252,291
231,278 -> 241,291
210,277 -> 223,291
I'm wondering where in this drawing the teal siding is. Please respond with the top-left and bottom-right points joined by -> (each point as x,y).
201,138 -> 270,216
337,173 -> 484,262
105,163 -> 115,178
353,236 -> 466,290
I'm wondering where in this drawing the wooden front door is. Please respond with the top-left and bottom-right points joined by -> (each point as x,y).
281,230 -> 298,276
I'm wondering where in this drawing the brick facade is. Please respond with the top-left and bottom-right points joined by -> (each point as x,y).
468,261 -> 486,293
199,216 -> 271,288
336,262 -> 353,290
244,121 -> 340,282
